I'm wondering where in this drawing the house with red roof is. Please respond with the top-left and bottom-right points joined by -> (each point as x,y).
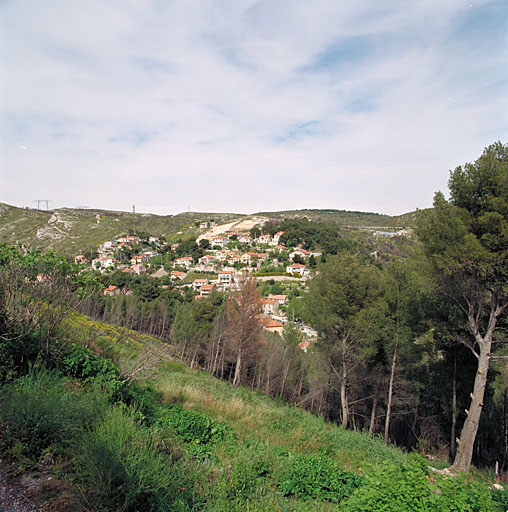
259,316 -> 284,334
261,298 -> 279,315
286,263 -> 309,276
170,270 -> 186,280
174,256 -> 193,269
103,285 -> 121,297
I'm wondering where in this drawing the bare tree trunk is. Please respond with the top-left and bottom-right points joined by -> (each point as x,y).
369,398 -> 377,434
452,343 -> 490,471
452,301 -> 505,472
450,354 -> 457,461
190,349 -> 197,369
280,357 -> 291,398
384,341 -> 398,444
502,389 -> 507,471
232,346 -> 242,387
341,349 -> 349,429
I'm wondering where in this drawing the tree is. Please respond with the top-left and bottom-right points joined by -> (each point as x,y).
224,276 -> 263,387
303,253 -> 386,428
417,142 -> 508,471
250,226 -> 261,239
382,259 -> 428,444
199,238 -> 210,250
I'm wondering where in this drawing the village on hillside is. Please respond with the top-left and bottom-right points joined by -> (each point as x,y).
73,220 -> 320,348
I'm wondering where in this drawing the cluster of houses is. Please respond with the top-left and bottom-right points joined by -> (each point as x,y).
75,235 -> 164,274
207,230 -> 285,248
74,227 -> 319,346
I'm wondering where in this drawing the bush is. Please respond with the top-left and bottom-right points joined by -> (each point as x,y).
344,454 -> 498,512
278,452 -> 362,503
434,473 -> 497,512
491,488 -> 508,511
61,346 -> 119,381
155,404 -> 231,457
61,346 -> 124,399
0,369 -> 105,460
75,405 -> 195,512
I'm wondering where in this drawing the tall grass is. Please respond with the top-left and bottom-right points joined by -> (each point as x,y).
0,367 -> 107,460
153,367 -> 406,472
75,405 -> 196,512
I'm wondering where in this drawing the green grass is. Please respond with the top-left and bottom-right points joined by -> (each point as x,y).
1,311 -> 503,511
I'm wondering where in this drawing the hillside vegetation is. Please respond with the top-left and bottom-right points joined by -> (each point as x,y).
255,208 -> 418,228
0,242 -> 506,511
0,202 -> 416,258
0,203 -> 242,258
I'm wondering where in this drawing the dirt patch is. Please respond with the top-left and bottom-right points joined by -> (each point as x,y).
0,459 -> 82,512
197,216 -> 268,242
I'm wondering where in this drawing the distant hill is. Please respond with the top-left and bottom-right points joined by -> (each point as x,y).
0,203 -> 242,258
0,203 -> 418,258
255,208 -> 418,229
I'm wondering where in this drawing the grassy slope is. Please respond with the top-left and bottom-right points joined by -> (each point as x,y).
0,203 -> 242,258
69,314 -> 406,471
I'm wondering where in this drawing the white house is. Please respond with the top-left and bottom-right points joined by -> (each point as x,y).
290,248 -> 311,260
286,263 -> 309,276
238,235 -> 253,244
267,294 -> 288,305
174,256 -> 193,269
192,278 -> 208,291
92,257 -> 117,270
272,231 -> 285,244
258,234 -> 271,244
261,298 -> 279,315
212,236 -> 229,248
217,270 -> 234,288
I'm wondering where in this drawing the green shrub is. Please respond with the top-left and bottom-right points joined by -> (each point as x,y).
344,454 -> 498,512
155,404 -> 232,457
491,488 -> 508,511
344,454 -> 432,511
61,346 -> 124,399
0,333 -> 44,382
75,405 -> 195,512
278,452 -> 362,503
120,381 -> 161,420
433,473 -> 497,512
0,369 -> 105,460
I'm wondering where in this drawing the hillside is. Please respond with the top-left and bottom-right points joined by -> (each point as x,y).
1,311 -> 504,511
0,203 -> 242,258
254,208 -> 418,229
0,203 -> 417,258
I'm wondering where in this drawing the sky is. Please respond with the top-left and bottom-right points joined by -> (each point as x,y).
0,0 -> 506,216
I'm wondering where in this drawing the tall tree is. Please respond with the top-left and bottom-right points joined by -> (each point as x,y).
303,253 -> 386,428
417,142 -> 508,471
382,259 -> 428,444
224,276 -> 262,387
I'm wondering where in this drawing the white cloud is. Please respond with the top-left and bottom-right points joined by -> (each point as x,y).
1,0 -> 506,215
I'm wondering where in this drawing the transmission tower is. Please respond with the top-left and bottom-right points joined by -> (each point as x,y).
33,199 -> 50,210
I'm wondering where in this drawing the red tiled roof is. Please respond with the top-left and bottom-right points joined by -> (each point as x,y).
260,317 -> 283,328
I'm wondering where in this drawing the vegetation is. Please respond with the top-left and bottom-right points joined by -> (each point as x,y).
0,144 -> 507,509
